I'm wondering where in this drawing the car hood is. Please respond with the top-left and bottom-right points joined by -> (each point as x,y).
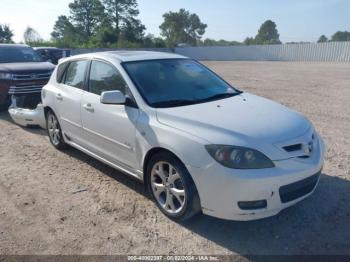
0,62 -> 55,74
156,93 -> 312,160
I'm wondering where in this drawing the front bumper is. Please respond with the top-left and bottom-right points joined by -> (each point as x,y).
187,136 -> 325,221
8,104 -> 46,129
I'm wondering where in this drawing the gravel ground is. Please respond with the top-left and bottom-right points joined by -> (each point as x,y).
0,62 -> 349,256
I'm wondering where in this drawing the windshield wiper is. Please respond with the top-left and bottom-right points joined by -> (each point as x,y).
152,92 -> 242,108
152,99 -> 197,108
198,92 -> 242,103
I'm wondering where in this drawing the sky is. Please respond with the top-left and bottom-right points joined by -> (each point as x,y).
0,0 -> 349,43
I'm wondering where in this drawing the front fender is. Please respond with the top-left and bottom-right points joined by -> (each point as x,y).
136,112 -> 212,172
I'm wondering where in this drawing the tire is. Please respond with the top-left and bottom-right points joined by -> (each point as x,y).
146,152 -> 201,221
46,110 -> 67,150
0,97 -> 10,111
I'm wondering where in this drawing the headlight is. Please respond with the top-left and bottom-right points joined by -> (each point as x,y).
0,72 -> 13,80
205,145 -> 275,169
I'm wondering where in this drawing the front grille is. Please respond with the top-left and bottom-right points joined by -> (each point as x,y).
9,72 -> 52,95
281,133 -> 317,159
8,85 -> 44,94
12,72 -> 52,81
283,144 -> 302,152
279,172 -> 321,203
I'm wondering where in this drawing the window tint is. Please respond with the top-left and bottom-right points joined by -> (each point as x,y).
89,60 -> 127,96
123,59 -> 239,108
64,60 -> 89,89
56,62 -> 69,83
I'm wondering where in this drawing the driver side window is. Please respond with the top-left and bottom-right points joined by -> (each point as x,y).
89,60 -> 127,96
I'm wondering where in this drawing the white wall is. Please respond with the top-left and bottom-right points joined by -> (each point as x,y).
175,42 -> 350,62
70,42 -> 350,62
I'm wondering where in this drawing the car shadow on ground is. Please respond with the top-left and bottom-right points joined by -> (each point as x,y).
1,110 -> 349,256
63,142 -> 350,255
63,146 -> 151,200
179,173 -> 350,256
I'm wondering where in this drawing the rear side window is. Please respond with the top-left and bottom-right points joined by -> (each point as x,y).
64,60 -> 89,89
89,60 -> 127,96
56,62 -> 69,83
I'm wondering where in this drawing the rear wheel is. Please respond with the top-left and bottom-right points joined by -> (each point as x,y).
147,152 -> 201,221
46,110 -> 67,150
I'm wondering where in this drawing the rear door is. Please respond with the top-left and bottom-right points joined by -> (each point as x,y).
80,59 -> 140,170
55,59 -> 89,144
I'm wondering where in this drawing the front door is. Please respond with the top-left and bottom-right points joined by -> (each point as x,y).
80,60 -> 140,171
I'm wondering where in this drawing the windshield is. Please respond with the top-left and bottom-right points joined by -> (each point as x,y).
123,59 -> 241,108
0,47 -> 43,63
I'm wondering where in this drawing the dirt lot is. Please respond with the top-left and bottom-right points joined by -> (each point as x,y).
0,62 -> 349,256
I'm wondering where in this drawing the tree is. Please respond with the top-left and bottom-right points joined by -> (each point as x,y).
23,26 -> 42,43
119,17 -> 145,43
201,38 -> 241,46
286,41 -> 311,44
331,31 -> 350,42
101,0 -> 145,45
92,24 -> 119,47
69,0 -> 105,40
0,24 -> 14,43
51,15 -> 80,46
159,9 -> 207,47
50,0 -> 147,47
143,34 -> 166,48
244,37 -> 256,45
102,0 -> 139,32
254,20 -> 281,45
317,35 -> 328,43
51,16 -> 75,40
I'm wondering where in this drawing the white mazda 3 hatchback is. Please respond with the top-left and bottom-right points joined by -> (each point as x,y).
42,51 -> 325,221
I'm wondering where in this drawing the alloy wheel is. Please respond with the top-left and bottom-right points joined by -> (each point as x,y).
151,161 -> 186,215
47,113 -> 61,146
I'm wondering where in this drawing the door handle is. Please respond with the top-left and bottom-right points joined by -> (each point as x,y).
83,103 -> 94,113
56,93 -> 63,101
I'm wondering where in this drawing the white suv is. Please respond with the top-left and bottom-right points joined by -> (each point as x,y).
42,51 -> 325,221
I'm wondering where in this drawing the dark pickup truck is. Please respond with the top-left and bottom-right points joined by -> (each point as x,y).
0,44 -> 55,127
0,44 -> 55,108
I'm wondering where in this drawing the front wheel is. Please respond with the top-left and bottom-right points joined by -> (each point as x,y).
46,110 -> 67,150
147,152 -> 201,221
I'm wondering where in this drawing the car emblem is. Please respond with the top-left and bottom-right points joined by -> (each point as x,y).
304,141 -> 314,156
31,74 -> 37,79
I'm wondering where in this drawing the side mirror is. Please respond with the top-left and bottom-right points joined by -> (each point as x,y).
100,90 -> 126,105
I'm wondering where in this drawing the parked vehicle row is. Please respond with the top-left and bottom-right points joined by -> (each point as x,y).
34,47 -> 71,65
41,51 -> 325,221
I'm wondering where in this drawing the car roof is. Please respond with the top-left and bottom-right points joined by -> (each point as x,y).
34,47 -> 59,50
63,51 -> 188,63
0,44 -> 30,48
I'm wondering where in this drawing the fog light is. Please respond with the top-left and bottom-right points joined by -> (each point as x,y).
238,200 -> 267,210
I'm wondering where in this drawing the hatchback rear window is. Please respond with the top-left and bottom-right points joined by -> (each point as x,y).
63,60 -> 89,89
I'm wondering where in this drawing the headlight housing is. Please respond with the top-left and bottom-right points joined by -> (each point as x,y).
0,72 -> 13,80
205,145 -> 275,169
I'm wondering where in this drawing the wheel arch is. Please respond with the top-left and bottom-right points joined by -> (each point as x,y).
143,146 -> 202,219
142,147 -> 198,193
143,147 -> 180,176
44,106 -> 56,119
143,147 -> 185,183
44,106 -> 63,125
